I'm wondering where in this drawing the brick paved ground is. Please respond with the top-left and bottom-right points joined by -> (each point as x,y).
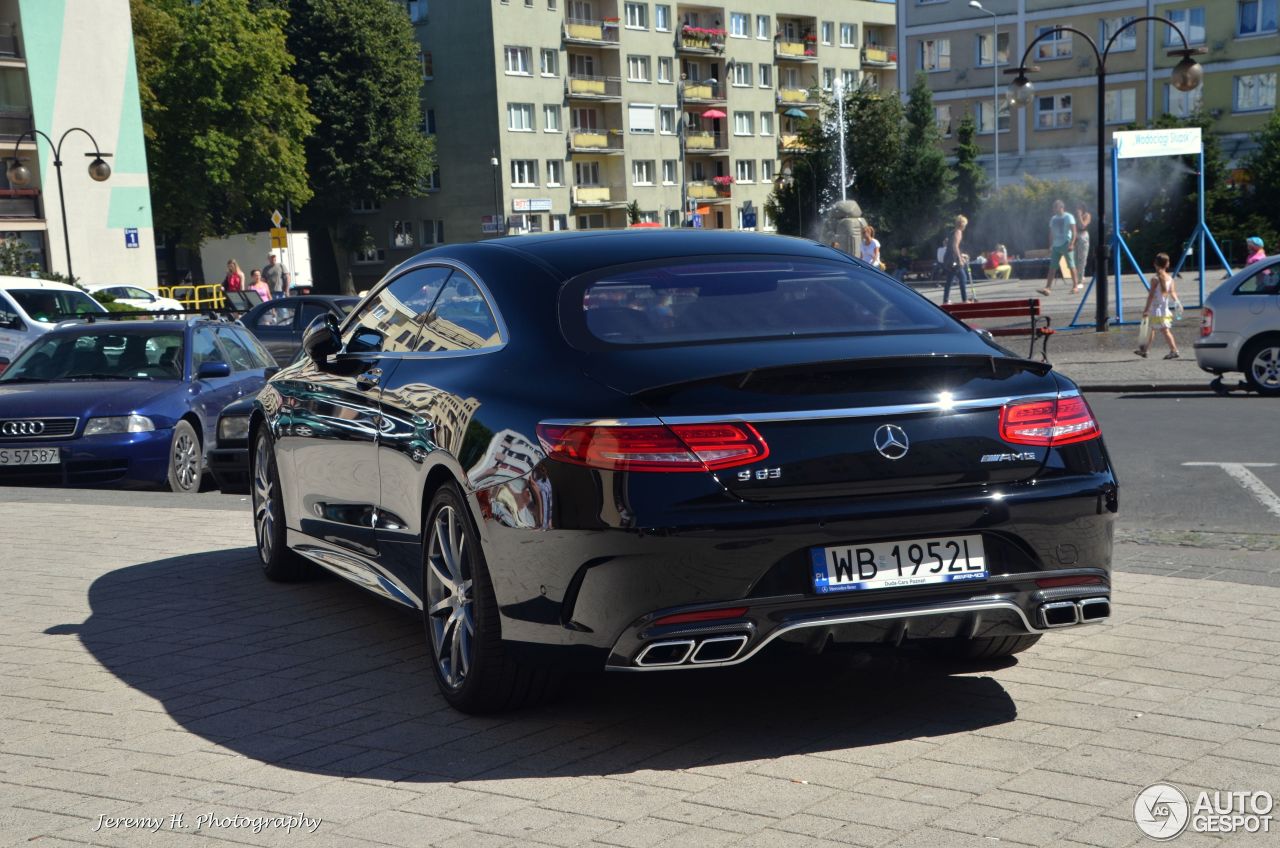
2,499 -> 1278,848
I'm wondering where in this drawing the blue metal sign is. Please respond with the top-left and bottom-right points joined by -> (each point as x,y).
124,228 -> 140,249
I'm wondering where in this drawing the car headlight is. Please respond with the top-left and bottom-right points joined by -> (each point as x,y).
84,414 -> 156,435
218,415 -> 250,442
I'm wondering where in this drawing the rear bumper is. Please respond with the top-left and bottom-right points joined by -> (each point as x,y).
209,442 -> 249,491
0,430 -> 172,487
1194,332 -> 1242,373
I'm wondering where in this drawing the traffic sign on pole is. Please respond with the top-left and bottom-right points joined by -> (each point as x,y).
270,209 -> 283,228
269,227 -> 288,248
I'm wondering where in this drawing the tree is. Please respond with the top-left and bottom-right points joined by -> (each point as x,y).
131,0 -> 316,249
884,74 -> 954,254
1235,110 -> 1280,258
284,0 -> 436,292
843,85 -> 904,221
952,113 -> 987,219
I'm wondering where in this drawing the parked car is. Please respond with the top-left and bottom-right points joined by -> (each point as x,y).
0,277 -> 108,369
0,317 -> 276,491
209,395 -> 253,493
237,295 -> 359,365
1194,255 -> 1280,395
85,284 -> 185,314
249,230 -> 1118,713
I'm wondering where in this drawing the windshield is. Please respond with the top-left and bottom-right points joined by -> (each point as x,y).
0,331 -> 185,382
7,288 -> 106,322
570,257 -> 948,347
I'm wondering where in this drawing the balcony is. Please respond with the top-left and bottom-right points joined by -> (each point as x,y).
775,39 -> 818,61
563,18 -> 621,47
678,26 -> 725,54
0,22 -> 20,59
688,180 -> 732,201
567,74 -> 622,101
685,130 -> 728,153
862,45 -> 897,67
777,87 -> 818,107
569,129 -> 624,153
0,109 -> 32,139
681,81 -> 724,104
779,134 -> 808,151
571,185 -> 625,207
0,188 -> 38,219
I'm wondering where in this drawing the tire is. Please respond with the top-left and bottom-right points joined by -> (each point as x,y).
423,484 -> 556,713
930,633 -> 1042,661
251,428 -> 310,581
167,420 -> 203,493
1241,337 -> 1280,396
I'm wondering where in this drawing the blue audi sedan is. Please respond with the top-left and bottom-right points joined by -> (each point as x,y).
0,318 -> 276,491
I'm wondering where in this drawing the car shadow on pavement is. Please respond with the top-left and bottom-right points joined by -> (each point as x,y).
60,548 -> 1021,782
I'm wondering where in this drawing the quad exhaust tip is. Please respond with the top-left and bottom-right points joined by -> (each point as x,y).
634,634 -> 749,667
1039,597 -> 1110,629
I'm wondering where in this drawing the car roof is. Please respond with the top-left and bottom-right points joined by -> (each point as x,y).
43,318 -> 231,336
0,276 -> 92,292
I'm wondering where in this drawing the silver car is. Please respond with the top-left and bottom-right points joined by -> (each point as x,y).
1194,255 -> 1280,395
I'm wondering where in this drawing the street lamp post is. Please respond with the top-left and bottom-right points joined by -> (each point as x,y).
6,127 -> 112,282
1006,18 -> 1203,332
490,151 -> 502,235
967,0 -> 1000,190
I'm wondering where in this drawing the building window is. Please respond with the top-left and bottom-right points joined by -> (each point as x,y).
734,159 -> 755,183
760,159 -> 774,182
353,244 -> 385,264
732,62 -> 752,87
504,45 -> 532,75
840,23 -> 857,47
391,220 -> 416,248
821,21 -> 833,45
1104,88 -> 1136,124
1036,93 -> 1072,129
1238,0 -> 1278,34
548,0 -> 556,8
758,64 -> 772,87
544,104 -> 562,131
733,111 -> 753,135
729,12 -> 749,37
406,1 -> 428,23
1164,83 -> 1203,118
920,38 -> 950,71
976,31 -> 1008,66
1035,26 -> 1071,60
423,109 -> 436,134
841,69 -> 857,90
627,55 -> 651,81
659,106 -> 676,133
424,168 -> 441,191
351,199 -> 382,213
507,102 -> 534,131
977,99 -> 1009,134
759,111 -> 773,135
655,3 -> 670,31
572,107 -> 598,130
546,159 -> 564,185
756,14 -> 769,39
657,159 -> 675,184
577,213 -> 606,229
551,214 -> 568,231
1164,8 -> 1206,45
421,51 -> 434,80
658,56 -> 673,83
1235,72 -> 1277,111
540,48 -> 559,76
822,67 -> 835,90
575,161 -> 601,185
934,104 -> 952,137
423,219 -> 444,245
632,160 -> 655,185
570,53 -> 595,77
624,2 -> 647,29
628,103 -> 656,133
665,210 -> 680,227
511,159 -> 538,186
1100,17 -> 1136,52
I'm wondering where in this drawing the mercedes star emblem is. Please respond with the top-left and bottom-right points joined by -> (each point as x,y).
873,424 -> 909,460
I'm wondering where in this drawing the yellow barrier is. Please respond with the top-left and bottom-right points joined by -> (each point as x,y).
158,284 -> 227,311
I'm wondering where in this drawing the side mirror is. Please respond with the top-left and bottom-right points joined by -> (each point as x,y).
197,361 -> 232,379
263,366 -> 280,380
302,312 -> 342,364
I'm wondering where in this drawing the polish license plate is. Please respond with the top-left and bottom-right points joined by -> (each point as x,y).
811,535 -> 987,594
0,447 -> 60,466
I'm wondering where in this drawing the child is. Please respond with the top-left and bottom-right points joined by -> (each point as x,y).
1135,253 -> 1180,360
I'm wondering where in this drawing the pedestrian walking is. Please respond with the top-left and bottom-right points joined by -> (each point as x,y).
860,225 -> 882,269
942,215 -> 974,304
1135,252 -> 1180,360
1074,205 -> 1092,290
249,269 -> 272,303
1039,199 -> 1080,296
1245,236 -> 1266,265
222,260 -> 244,293
262,253 -> 289,296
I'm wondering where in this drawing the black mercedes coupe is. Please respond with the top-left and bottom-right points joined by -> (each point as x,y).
249,230 -> 1117,713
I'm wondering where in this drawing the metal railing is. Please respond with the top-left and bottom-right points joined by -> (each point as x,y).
775,39 -> 817,59
0,22 -> 19,58
158,284 -> 228,311
566,74 -> 623,98
684,130 -> 727,151
563,18 -> 621,44
682,81 -> 724,101
0,109 -> 32,139
569,128 -> 624,150
0,188 -> 38,218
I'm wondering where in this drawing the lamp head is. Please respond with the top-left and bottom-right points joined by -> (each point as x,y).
6,160 -> 30,187
1007,69 -> 1036,106
1169,51 -> 1204,92
87,157 -> 111,182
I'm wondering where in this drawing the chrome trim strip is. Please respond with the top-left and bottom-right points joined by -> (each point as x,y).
610,599 -> 1049,672
293,543 -> 422,609
634,639 -> 696,667
545,391 -> 1078,428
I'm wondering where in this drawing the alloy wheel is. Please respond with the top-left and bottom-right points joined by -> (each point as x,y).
252,434 -> 275,563
172,431 -> 199,491
1250,346 -> 1280,390
426,505 -> 476,690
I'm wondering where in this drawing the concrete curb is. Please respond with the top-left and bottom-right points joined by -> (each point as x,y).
1076,382 -> 1210,393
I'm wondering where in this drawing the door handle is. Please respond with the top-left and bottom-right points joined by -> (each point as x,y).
355,367 -> 382,391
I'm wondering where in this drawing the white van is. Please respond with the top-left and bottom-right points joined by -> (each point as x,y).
0,277 -> 108,368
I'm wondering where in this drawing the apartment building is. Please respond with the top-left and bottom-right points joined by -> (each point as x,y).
351,0 -> 895,287
0,0 -> 155,284
896,0 -> 1278,184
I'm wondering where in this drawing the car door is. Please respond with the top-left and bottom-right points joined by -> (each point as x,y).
189,327 -> 241,437
282,267 -> 450,565
244,301 -> 298,365
374,266 -> 507,596
0,291 -> 28,365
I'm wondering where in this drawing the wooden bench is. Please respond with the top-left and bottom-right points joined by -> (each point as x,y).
940,298 -> 1054,362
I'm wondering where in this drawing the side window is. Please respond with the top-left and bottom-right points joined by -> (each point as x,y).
192,328 -> 224,366
418,272 -> 502,352
215,327 -> 257,372
1235,265 -> 1279,295
255,303 -> 297,328
236,329 -> 276,368
298,302 -> 329,329
345,266 -> 453,354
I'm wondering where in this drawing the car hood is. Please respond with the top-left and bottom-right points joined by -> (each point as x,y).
0,380 -> 186,423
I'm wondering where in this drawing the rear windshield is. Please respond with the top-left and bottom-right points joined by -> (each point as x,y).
572,257 -> 946,347
7,288 -> 105,321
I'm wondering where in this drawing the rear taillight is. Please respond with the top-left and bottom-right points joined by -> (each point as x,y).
999,396 -> 1100,446
536,422 -> 769,472
1200,307 -> 1213,338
